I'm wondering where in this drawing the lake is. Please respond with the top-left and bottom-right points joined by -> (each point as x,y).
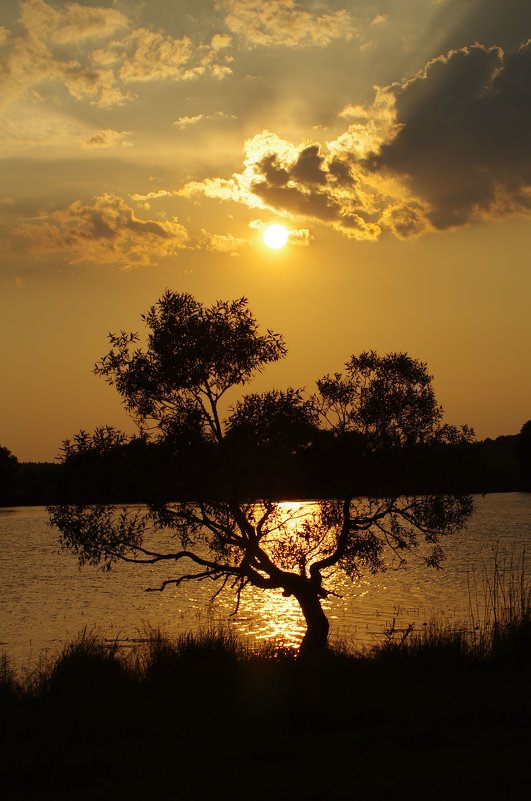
1,493 -> 530,670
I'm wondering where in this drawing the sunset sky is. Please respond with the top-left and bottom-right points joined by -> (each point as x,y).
1,0 -> 530,462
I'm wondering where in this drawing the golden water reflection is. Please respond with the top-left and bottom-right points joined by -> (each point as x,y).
227,590 -> 307,650
1,494 -> 530,667
209,500 -> 333,649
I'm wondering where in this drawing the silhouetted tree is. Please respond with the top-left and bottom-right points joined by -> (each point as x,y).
49,291 -> 473,657
225,389 -> 318,496
0,445 -> 18,504
515,420 -> 531,489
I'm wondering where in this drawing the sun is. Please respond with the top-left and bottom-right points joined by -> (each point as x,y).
262,223 -> 289,250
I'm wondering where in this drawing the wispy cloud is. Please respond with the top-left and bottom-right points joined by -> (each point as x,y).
82,129 -> 133,148
198,230 -> 249,254
173,110 -> 237,129
130,190 -> 176,202
218,0 -> 356,47
288,227 -> 311,246
174,114 -> 205,129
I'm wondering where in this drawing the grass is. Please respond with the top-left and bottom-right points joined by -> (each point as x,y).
1,565 -> 529,801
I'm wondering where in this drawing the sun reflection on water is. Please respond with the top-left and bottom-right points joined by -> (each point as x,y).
227,589 -> 307,649
212,500 -> 334,649
2,495 -> 530,668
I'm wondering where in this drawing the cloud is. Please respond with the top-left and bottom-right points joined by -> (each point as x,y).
130,189 -> 178,209
198,230 -> 249,254
0,1 -> 132,107
288,227 -> 311,246
180,130 -> 381,240
92,27 -> 233,85
115,28 -> 197,83
379,203 -> 432,240
248,145 -> 380,240
179,40 -> 531,241
17,0 -> 128,43
173,110 -> 237,129
211,33 -> 232,51
23,0 -> 129,44
332,88 -> 399,159
174,114 -> 205,129
0,1 -> 232,108
82,129 -> 132,148
179,175 -> 259,207
130,190 -> 176,202
14,194 -> 189,267
367,40 -> 531,229
218,0 -> 356,47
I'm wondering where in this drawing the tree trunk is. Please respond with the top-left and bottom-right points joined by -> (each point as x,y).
295,589 -> 330,659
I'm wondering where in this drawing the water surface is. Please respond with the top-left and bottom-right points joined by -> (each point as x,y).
1,493 -> 529,668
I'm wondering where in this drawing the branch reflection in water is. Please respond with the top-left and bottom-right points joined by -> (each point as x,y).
0,493 -> 530,668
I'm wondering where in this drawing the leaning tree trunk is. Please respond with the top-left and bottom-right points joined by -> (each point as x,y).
295,588 -> 330,659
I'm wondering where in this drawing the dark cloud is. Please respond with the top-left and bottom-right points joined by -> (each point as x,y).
368,41 -> 531,229
248,143 -> 379,239
252,178 -> 342,221
260,154 -> 290,187
180,35 -> 531,242
291,145 -> 328,185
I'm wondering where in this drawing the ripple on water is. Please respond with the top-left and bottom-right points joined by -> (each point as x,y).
0,493 -> 529,667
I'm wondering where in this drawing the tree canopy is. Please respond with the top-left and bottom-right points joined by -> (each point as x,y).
0,445 -> 18,504
49,291 -> 474,656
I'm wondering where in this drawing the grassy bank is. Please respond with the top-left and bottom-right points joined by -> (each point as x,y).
1,605 -> 530,801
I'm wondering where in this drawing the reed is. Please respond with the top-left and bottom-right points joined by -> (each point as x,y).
0,652 -> 19,700
134,624 -> 246,689
369,545 -> 530,664
467,544 -> 530,658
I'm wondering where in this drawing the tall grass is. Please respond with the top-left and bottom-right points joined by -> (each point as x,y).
0,652 -> 19,700
133,624 -> 248,690
469,545 -> 531,659
372,546 -> 530,664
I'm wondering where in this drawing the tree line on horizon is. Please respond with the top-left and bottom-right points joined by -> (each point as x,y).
1,404 -> 530,508
0,425 -> 528,507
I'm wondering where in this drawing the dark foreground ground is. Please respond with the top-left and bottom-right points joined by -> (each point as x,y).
1,624 -> 530,801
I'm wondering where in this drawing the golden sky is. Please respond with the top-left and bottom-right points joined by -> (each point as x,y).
1,0 -> 530,461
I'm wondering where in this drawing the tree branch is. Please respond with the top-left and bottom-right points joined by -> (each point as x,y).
145,569 -> 221,592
